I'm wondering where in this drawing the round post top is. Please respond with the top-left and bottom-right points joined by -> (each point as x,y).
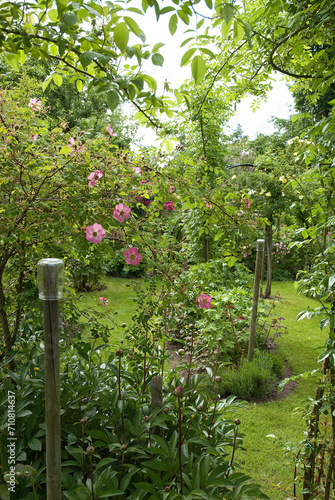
37,258 -> 64,300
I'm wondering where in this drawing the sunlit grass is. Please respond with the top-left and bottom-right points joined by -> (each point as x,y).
77,276 -> 139,345
235,280 -> 328,500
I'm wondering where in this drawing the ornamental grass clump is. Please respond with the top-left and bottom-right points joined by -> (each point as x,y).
219,351 -> 279,400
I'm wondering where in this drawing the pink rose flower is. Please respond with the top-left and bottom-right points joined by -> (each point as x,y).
169,186 -> 175,192
69,137 -> 84,152
131,166 -> 141,175
198,293 -> 212,309
163,201 -> 174,211
99,297 -> 108,306
113,203 -> 131,223
86,223 -> 106,244
88,170 -> 103,188
124,247 -> 142,265
33,134 -> 38,141
106,125 -> 117,137
28,98 -> 42,111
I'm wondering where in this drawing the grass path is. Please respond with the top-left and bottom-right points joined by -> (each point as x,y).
235,281 -> 328,499
79,278 -> 328,498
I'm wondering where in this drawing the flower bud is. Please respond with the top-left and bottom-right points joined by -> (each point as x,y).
163,407 -> 169,414
215,376 -> 222,383
196,405 -> 203,412
173,386 -> 184,398
143,416 -> 149,423
121,444 -> 127,451
217,338 -> 223,343
121,322 -> 126,328
116,348 -> 123,357
235,418 -> 241,426
82,398 -> 88,404
165,486 -> 170,492
86,446 -> 94,455
178,349 -> 185,356
80,418 -> 87,425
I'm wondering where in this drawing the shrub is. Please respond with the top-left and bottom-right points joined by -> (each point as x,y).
0,336 -> 269,499
219,351 -> 279,400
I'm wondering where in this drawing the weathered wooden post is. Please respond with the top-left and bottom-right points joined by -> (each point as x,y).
151,376 -> 163,436
37,258 -> 64,500
248,240 -> 264,362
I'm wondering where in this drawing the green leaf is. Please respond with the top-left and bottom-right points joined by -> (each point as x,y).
58,38 -> 66,56
63,12 -> 78,26
152,42 -> 164,52
199,47 -> 215,58
205,0 -> 212,8
124,16 -> 145,41
144,460 -> 170,471
191,55 -> 206,84
28,438 -> 42,451
42,76 -> 53,91
48,9 -> 59,22
177,9 -> 190,25
56,0 -> 69,15
133,482 -> 157,494
114,22 -> 129,52
169,13 -> 178,35
180,47 -> 196,67
152,53 -> 164,66
142,74 -> 157,91
233,19 -> 244,42
107,91 -> 120,111
76,80 -> 83,92
5,53 -> 19,71
53,74 -> 63,87
222,3 -> 235,24
79,51 -> 97,68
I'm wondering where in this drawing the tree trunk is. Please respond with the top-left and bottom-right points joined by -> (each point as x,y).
0,274 -> 16,371
264,222 -> 273,299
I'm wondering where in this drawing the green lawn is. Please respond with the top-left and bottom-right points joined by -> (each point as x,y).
234,281 -> 328,500
78,278 -> 328,499
78,276 -> 139,344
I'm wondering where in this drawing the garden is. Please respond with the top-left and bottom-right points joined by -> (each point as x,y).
0,0 -> 335,499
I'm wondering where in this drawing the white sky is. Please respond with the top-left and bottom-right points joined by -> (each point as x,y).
130,8 -> 295,146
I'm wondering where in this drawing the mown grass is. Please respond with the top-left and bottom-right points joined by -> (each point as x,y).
78,278 -> 328,499
234,281 -> 328,500
78,276 -> 139,344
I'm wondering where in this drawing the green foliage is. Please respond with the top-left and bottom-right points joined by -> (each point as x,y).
0,334 -> 269,499
218,352 -> 279,400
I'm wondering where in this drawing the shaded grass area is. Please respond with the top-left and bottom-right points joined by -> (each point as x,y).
235,281 -> 328,500
77,276 -> 139,345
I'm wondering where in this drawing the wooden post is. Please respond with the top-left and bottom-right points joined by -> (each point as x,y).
151,375 -> 163,411
248,240 -> 264,362
37,258 -> 64,500
151,376 -> 163,437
